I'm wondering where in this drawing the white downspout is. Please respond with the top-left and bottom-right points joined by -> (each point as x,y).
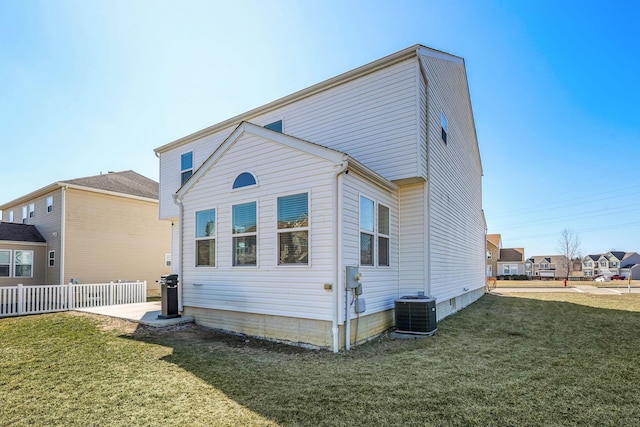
333,161 -> 348,353
60,186 -> 67,285
172,194 -> 184,312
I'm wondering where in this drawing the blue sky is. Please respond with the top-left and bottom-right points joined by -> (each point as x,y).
1,0 -> 638,257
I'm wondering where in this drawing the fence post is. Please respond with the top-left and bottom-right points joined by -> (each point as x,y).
17,284 -> 24,315
142,280 -> 147,302
109,282 -> 114,305
68,282 -> 74,310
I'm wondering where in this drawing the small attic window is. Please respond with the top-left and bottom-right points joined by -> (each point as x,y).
440,112 -> 448,144
233,172 -> 257,189
264,120 -> 283,133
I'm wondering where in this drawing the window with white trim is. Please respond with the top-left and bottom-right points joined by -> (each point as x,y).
165,253 -> 172,267
195,209 -> 216,267
14,250 -> 33,278
181,151 -> 193,185
233,202 -> 257,266
22,206 -> 27,224
600,260 -> 607,267
47,196 -> 54,213
503,264 -> 518,275
9,211 -> 13,222
277,193 -> 309,265
232,172 -> 257,189
440,112 -> 448,143
48,251 -> 55,267
359,195 -> 390,267
29,203 -> 35,218
0,250 -> 10,277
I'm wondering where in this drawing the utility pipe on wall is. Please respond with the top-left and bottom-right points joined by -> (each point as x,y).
172,194 -> 184,312
332,161 -> 348,353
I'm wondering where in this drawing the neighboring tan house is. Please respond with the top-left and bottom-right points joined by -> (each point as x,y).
582,251 -> 640,279
486,233 -> 501,278
0,171 -> 171,295
155,44 -> 485,351
527,255 -> 570,279
0,223 -> 47,286
497,248 -> 525,277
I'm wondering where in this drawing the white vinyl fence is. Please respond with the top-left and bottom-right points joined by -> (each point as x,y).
0,281 -> 147,318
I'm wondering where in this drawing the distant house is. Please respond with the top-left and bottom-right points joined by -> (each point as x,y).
155,44 -> 485,351
497,248 -> 525,276
527,255 -> 570,279
486,234 -> 501,277
582,252 -> 640,279
0,171 -> 171,295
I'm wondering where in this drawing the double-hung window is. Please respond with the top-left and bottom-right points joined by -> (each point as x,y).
14,250 -> 33,278
0,250 -> 10,277
359,196 -> 390,267
195,209 -> 216,267
277,193 -> 309,265
48,251 -> 55,267
22,206 -> 27,224
181,151 -> 193,185
233,202 -> 257,266
29,203 -> 35,218
47,196 -> 54,213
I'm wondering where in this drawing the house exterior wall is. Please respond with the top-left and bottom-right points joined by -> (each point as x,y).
179,132 -> 338,321
0,241 -> 47,286
1,188 -> 63,285
159,57 -> 424,220
486,239 -> 499,278
63,188 -> 171,294
398,182 -> 427,296
421,54 -> 485,302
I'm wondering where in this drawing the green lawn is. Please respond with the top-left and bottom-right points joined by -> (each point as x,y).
2,293 -> 640,426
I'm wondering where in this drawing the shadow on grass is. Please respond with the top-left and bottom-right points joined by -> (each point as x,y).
125,294 -> 640,426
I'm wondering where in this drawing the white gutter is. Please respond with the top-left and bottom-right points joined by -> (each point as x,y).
60,186 -> 67,285
172,194 -> 184,311
333,161 -> 348,353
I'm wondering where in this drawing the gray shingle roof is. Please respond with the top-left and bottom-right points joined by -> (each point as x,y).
61,170 -> 158,200
0,223 -> 46,243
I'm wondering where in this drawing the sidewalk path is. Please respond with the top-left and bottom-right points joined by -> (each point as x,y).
492,285 -> 639,295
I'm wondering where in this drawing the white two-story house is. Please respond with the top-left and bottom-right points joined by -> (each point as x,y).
154,44 -> 485,351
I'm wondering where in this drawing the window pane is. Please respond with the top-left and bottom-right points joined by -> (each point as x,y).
15,251 -> 32,265
196,209 -> 216,237
197,240 -> 215,266
360,196 -> 374,232
360,233 -> 373,266
15,265 -> 32,277
0,250 -> 10,264
378,204 -> 389,235
378,236 -> 389,266
279,231 -> 308,264
233,202 -> 257,234
0,265 -> 9,277
278,193 -> 308,229
181,152 -> 193,171
233,236 -> 256,266
264,120 -> 283,133
181,170 -> 192,185
232,172 -> 257,189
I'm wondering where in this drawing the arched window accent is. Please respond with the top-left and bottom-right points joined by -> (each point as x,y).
233,172 -> 257,189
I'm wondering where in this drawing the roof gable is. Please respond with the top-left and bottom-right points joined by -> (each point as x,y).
0,223 -> 46,243
499,248 -> 524,262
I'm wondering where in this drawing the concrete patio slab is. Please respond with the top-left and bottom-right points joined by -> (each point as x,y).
76,302 -> 194,327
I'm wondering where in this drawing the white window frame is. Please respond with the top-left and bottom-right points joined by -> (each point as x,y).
9,211 -> 14,222
503,264 -> 519,275
232,201 -> 258,267
165,253 -> 172,267
277,191 -> 310,266
22,206 -> 27,224
181,151 -> 194,186
29,203 -> 35,218
48,250 -> 55,267
359,194 -> 391,268
14,250 -> 34,278
47,196 -> 54,213
0,249 -> 11,277
195,208 -> 217,268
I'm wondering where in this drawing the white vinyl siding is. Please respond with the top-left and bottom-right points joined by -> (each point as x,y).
421,54 -> 485,302
180,132 -> 336,321
398,182 -> 427,296
158,59 -> 422,219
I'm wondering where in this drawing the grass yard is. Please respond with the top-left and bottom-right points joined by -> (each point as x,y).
2,293 -> 640,426
493,279 -> 639,288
